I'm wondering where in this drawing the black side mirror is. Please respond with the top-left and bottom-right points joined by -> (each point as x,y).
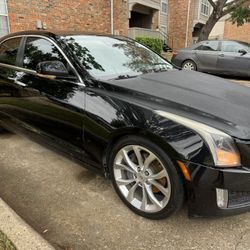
238,49 -> 247,55
36,61 -> 69,77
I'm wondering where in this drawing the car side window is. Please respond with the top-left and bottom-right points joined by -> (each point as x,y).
23,37 -> 72,73
0,38 -> 21,65
195,41 -> 219,51
221,41 -> 242,53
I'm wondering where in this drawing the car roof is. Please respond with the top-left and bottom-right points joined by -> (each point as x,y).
0,30 -> 115,41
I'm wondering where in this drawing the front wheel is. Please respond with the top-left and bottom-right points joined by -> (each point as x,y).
0,126 -> 5,133
182,60 -> 197,71
109,136 -> 184,220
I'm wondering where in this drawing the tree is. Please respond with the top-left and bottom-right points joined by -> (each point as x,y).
198,0 -> 250,42
231,5 -> 250,25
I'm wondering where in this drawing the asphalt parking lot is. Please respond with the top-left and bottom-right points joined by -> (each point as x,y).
0,78 -> 250,250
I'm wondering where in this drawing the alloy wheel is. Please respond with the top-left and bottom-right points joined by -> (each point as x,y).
182,61 -> 196,70
113,145 -> 171,213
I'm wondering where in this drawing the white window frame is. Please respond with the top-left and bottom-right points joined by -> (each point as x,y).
0,0 -> 10,36
161,1 -> 168,14
200,0 -> 209,16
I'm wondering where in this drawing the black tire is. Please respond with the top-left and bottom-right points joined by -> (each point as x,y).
182,60 -> 197,71
0,126 -> 5,133
108,135 -> 184,220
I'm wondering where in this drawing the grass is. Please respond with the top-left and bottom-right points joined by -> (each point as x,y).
0,231 -> 16,250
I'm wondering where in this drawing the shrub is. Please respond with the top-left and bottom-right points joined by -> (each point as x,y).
135,36 -> 164,54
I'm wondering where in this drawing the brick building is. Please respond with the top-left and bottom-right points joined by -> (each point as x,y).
0,0 -> 212,50
0,0 -> 128,36
224,21 -> 250,43
210,16 -> 250,44
168,0 -> 211,49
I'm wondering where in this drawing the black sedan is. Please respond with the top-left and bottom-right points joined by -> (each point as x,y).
0,31 -> 250,220
172,40 -> 250,77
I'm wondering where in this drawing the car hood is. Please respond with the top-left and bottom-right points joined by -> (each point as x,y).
106,69 -> 250,140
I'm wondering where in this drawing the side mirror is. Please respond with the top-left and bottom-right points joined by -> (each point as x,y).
36,61 -> 69,78
238,49 -> 247,55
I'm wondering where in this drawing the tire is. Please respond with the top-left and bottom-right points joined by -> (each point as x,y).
0,126 -> 5,133
182,60 -> 197,71
109,136 -> 184,220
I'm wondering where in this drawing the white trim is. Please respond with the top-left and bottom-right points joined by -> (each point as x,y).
0,0 -> 10,34
200,0 -> 209,17
161,1 -> 167,14
129,1 -> 160,11
110,0 -> 114,34
185,0 -> 191,47
198,0 -> 201,21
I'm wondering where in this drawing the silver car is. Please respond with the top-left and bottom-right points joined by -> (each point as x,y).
172,40 -> 250,77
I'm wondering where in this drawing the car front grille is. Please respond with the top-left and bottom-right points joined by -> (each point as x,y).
228,190 -> 250,208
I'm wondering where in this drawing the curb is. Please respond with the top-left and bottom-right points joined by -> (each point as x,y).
0,198 -> 55,250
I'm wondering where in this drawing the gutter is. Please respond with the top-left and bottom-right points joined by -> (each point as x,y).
110,0 -> 114,34
185,0 -> 191,47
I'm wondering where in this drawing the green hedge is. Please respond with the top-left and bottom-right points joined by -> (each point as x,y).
135,36 -> 164,54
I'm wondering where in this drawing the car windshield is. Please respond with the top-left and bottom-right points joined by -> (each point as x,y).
63,35 -> 173,80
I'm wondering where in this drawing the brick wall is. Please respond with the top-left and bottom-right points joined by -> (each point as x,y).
7,0 -> 128,36
224,21 -> 250,43
168,0 -> 195,50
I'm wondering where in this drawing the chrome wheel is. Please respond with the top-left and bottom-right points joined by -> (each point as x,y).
113,145 -> 171,213
182,61 -> 196,71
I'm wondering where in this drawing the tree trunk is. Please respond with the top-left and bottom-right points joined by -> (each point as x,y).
197,11 -> 220,42
197,0 -> 228,42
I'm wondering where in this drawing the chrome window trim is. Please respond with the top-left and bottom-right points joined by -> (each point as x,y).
0,62 -> 36,75
0,34 -> 85,87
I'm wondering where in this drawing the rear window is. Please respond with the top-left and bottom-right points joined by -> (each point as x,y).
195,41 -> 219,51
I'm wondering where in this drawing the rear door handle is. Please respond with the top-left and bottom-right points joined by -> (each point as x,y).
219,54 -> 225,57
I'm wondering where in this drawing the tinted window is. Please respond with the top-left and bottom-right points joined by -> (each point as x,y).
238,41 -> 250,52
0,38 -> 21,65
195,41 -> 219,51
23,37 -> 67,70
64,35 -> 173,80
221,41 -> 242,53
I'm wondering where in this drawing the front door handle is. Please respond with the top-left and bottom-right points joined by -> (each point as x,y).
8,77 -> 27,87
219,54 -> 225,57
14,80 -> 27,87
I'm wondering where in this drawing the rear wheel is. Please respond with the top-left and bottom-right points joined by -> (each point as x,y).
182,60 -> 197,71
109,136 -> 184,220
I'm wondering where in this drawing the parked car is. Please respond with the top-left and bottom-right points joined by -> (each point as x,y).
172,40 -> 250,77
1,31 -> 250,219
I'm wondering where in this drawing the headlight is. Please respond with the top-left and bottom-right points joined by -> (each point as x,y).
155,110 -> 241,167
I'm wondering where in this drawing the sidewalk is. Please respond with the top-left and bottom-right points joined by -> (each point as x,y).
0,198 -> 55,250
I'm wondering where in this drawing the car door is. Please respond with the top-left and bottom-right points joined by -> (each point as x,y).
0,37 -> 24,125
9,36 -> 87,161
217,41 -> 250,76
193,40 -> 220,72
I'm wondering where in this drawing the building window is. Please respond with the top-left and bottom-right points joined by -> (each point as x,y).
201,0 -> 209,16
161,2 -> 167,14
0,0 -> 9,37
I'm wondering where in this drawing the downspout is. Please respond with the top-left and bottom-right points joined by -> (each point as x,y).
185,0 -> 191,47
110,0 -> 114,34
